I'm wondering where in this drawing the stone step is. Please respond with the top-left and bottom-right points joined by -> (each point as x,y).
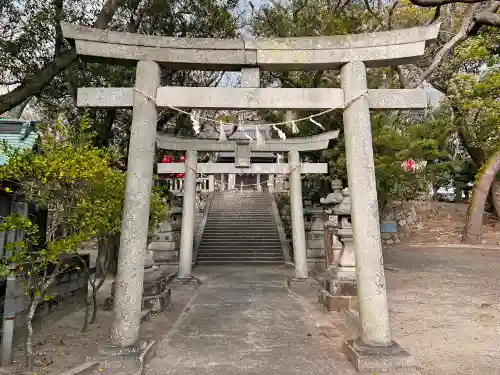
199,247 -> 283,252
200,238 -> 281,243
207,219 -> 274,222
199,240 -> 281,246
197,252 -> 283,258
202,228 -> 278,233
204,222 -> 276,226
201,232 -> 279,237
199,191 -> 283,265
197,259 -> 284,264
205,223 -> 275,226
209,212 -> 274,219
206,212 -> 274,216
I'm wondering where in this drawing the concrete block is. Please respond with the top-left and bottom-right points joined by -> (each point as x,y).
306,248 -> 324,258
343,339 -> 416,372
319,290 -> 357,312
306,239 -> 324,249
331,266 -> 356,281
152,250 -> 178,262
324,279 -> 357,296
149,241 -> 176,251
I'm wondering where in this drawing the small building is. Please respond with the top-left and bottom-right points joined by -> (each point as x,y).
0,118 -> 46,252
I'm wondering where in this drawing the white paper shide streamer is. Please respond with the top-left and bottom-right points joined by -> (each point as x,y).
309,117 -> 325,130
290,120 -> 299,134
218,122 -> 227,141
190,111 -> 200,134
272,125 -> 286,140
255,125 -> 265,148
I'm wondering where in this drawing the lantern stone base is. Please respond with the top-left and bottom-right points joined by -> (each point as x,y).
343,339 -> 416,372
318,277 -> 357,312
97,339 -> 157,372
104,270 -> 172,313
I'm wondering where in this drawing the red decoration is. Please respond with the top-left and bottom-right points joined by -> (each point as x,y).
160,154 -> 186,178
402,159 -> 416,172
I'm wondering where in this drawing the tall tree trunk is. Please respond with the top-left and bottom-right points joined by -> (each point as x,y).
492,180 -> 500,218
463,150 -> 500,244
25,298 -> 38,370
0,0 -> 125,115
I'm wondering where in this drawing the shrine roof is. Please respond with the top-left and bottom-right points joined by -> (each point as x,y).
0,119 -> 39,166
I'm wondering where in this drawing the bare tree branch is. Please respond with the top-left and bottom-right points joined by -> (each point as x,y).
0,0 -> 125,116
413,4 -> 480,87
53,0 -> 64,58
395,66 -> 410,88
471,1 -> 500,31
410,0 -> 485,6
94,0 -> 126,29
293,0 -> 309,22
11,98 -> 32,119
363,0 -> 384,24
313,71 -> 324,88
426,4 -> 442,25
127,0 -> 152,33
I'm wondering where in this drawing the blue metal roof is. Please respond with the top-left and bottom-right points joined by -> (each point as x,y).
0,119 -> 38,166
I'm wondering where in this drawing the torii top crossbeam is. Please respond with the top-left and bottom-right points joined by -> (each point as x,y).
62,22 -> 439,71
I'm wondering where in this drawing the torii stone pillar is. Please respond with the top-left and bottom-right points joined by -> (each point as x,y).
111,60 -> 160,347
288,150 -> 308,278
341,61 -> 391,347
178,150 -> 198,279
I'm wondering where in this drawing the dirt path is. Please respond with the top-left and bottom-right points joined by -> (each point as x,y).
146,266 -> 356,375
385,246 -> 500,375
400,202 -> 499,246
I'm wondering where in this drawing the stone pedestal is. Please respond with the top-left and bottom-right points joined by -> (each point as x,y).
306,217 -> 326,272
148,221 -> 180,264
343,339 -> 415,372
142,268 -> 172,313
323,220 -> 343,268
105,254 -> 171,314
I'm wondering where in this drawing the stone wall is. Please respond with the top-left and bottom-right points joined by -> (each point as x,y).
149,192 -> 211,265
380,202 -> 425,244
2,254 -> 89,335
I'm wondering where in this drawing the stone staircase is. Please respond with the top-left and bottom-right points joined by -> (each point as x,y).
196,191 -> 285,265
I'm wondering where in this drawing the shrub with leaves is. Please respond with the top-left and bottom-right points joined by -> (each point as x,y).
0,117 -> 168,366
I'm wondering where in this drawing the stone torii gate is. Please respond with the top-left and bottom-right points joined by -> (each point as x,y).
62,22 -> 439,371
156,132 -> 339,280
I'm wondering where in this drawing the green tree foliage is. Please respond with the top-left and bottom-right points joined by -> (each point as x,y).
0,117 -> 168,364
0,0 -> 240,158
251,0 -> 457,206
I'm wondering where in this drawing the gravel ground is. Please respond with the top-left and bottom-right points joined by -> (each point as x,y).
384,246 -> 500,375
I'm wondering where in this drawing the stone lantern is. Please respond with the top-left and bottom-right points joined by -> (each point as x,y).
319,187 -> 357,312
321,179 -> 344,268
331,187 -> 355,281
